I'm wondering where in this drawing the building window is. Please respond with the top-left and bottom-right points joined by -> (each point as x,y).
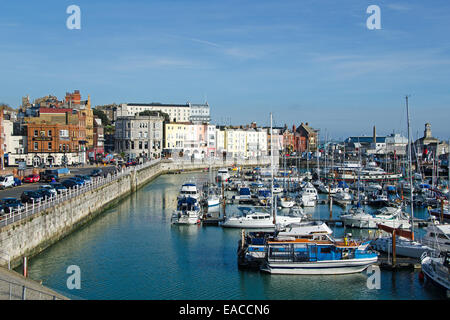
34,130 -> 38,137
48,130 -> 52,137
34,142 -> 38,150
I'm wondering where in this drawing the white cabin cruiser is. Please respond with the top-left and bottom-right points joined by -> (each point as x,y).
340,206 -> 411,229
220,207 -> 302,229
171,196 -> 201,225
177,182 -> 201,200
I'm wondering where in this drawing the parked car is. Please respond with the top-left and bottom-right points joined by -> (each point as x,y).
13,177 -> 22,186
20,191 -> 43,203
36,189 -> 53,199
49,182 -> 68,193
23,174 -> 40,183
90,169 -> 103,177
61,179 -> 78,189
68,177 -> 85,186
0,175 -> 15,189
75,175 -> 92,182
40,172 -> 59,183
1,198 -> 24,213
39,185 -> 57,196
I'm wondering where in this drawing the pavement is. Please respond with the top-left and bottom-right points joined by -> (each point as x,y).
0,165 -> 117,200
0,267 -> 68,300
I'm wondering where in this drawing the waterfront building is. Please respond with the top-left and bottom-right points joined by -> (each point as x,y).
115,113 -> 164,160
3,116 -> 27,166
21,107 -> 88,166
295,122 -> 319,153
215,125 -> 268,159
413,123 -> 449,161
0,108 -> 4,170
115,102 -> 210,124
164,122 -> 216,158
89,118 -> 105,162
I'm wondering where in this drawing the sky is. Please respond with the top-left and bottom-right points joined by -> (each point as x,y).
0,0 -> 449,140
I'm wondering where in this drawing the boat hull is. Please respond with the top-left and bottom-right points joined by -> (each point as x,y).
261,257 -> 378,275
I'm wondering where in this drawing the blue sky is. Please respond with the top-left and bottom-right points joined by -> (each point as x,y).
0,0 -> 449,140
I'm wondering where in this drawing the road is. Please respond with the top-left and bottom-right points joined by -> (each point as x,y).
0,165 -> 116,200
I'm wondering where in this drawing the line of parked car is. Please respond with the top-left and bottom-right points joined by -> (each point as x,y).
0,168 -> 104,215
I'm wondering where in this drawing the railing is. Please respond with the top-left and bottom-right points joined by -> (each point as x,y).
0,277 -> 63,300
0,158 -> 161,229
0,157 -> 270,229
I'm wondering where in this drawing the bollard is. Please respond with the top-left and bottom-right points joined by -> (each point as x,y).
23,257 -> 28,278
22,285 -> 26,300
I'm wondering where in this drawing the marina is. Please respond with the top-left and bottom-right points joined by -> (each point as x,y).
23,167 -> 449,300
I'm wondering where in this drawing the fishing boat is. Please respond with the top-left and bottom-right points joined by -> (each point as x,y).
260,233 -> 378,275
171,196 -> 201,225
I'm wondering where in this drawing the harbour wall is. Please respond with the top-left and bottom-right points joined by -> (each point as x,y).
0,158 -> 269,269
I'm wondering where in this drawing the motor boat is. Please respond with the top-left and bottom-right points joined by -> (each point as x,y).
237,221 -> 332,268
217,168 -> 230,182
220,207 -> 302,229
421,221 -> 450,252
421,250 -> 450,293
171,196 -> 201,225
280,195 -> 296,208
260,231 -> 378,275
332,191 -> 352,207
340,206 -> 411,229
177,182 -> 201,200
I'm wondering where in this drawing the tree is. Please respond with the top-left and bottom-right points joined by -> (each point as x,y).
93,108 -> 110,126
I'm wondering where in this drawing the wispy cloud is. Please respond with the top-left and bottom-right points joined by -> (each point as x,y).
385,3 -> 412,12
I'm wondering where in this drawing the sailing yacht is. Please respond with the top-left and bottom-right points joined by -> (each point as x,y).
422,222 -> 450,252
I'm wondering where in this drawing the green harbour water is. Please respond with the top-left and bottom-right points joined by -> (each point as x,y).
24,171 -> 447,300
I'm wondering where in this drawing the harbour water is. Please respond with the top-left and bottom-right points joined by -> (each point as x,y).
24,171 -> 446,300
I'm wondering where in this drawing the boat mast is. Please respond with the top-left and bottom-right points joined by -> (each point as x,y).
317,130 -> 320,180
406,95 -> 415,241
270,113 -> 275,224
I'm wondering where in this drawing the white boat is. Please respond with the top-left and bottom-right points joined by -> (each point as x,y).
272,184 -> 283,194
280,196 -> 296,208
340,206 -> 411,229
298,182 -> 318,207
260,234 -> 378,275
421,222 -> 450,253
171,196 -> 201,225
220,207 -> 302,229
332,191 -> 352,207
177,182 -> 201,200
217,168 -> 230,182
421,250 -> 450,292
238,221 -> 333,266
371,236 -> 432,259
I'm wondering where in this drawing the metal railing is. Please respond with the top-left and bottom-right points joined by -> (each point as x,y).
0,277 -> 63,300
0,157 -> 270,229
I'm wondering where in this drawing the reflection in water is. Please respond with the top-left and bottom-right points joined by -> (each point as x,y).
24,171 -> 445,300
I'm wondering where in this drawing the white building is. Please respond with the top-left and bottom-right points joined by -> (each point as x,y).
3,119 -> 28,166
215,126 -> 268,158
115,102 -> 210,124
